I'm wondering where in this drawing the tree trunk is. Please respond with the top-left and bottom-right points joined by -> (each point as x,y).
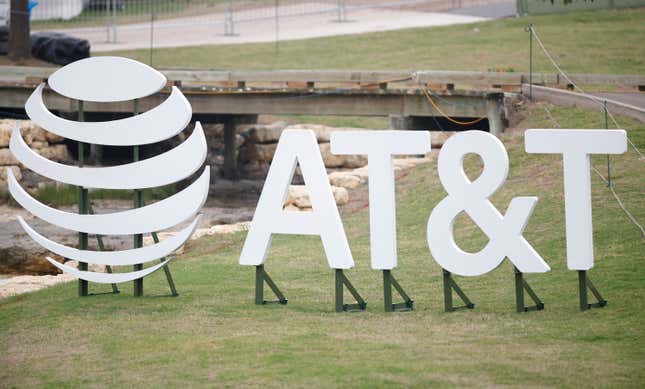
8,0 -> 31,61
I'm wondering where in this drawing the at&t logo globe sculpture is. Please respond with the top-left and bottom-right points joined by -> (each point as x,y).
7,57 -> 209,287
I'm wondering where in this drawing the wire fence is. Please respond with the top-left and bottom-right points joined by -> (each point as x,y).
529,26 -> 644,237
25,0 -> 481,43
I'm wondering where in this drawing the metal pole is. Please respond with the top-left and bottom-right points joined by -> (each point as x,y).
604,100 -> 611,187
335,269 -> 344,312
522,24 -> 534,99
77,100 -> 88,297
224,0 -> 235,36
337,0 -> 347,22
111,0 -> 117,43
514,267 -> 524,313
149,7 -> 155,66
442,269 -> 452,312
255,265 -> 264,304
105,1 -> 110,43
383,270 -> 393,312
579,270 -> 588,310
133,99 -> 143,297
274,0 -> 279,55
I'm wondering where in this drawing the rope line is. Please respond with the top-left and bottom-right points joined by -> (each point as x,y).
530,26 -> 644,158
544,104 -> 644,237
591,166 -> 645,236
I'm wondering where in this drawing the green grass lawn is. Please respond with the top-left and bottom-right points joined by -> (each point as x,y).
0,102 -> 643,387
108,8 -> 645,74
2,7 -> 644,386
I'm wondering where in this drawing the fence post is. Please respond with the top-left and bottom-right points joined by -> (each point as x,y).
336,0 -> 347,22
108,0 -> 117,43
224,0 -> 236,36
274,0 -> 279,51
526,24 -> 533,100
604,100 -> 611,187
149,5 -> 155,66
105,2 -> 110,43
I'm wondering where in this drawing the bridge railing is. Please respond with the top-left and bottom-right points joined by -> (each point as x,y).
1,66 -> 642,92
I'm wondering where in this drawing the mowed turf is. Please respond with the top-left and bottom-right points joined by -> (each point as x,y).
0,102 -> 643,387
108,8 -> 645,74
2,7 -> 645,386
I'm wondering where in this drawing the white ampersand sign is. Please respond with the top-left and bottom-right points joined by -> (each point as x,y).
427,131 -> 551,276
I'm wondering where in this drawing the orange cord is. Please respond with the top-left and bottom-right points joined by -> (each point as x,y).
419,84 -> 487,126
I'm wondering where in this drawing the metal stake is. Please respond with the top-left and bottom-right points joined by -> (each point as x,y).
77,100 -> 89,297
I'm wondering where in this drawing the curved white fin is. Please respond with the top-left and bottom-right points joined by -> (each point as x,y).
19,215 -> 200,266
26,84 -> 191,146
10,122 -> 207,189
47,256 -> 171,284
48,57 -> 167,102
7,167 -> 210,235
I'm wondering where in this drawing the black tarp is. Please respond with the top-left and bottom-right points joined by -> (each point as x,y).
30,32 -> 90,65
0,26 -> 8,55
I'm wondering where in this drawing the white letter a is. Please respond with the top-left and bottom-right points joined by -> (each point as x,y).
239,130 -> 354,269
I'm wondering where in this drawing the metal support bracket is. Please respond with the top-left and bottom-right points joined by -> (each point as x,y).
514,266 -> 544,312
335,269 -> 366,312
88,204 -> 119,294
383,270 -> 413,312
255,265 -> 288,305
77,100 -> 88,297
579,270 -> 607,311
151,232 -> 179,297
443,269 -> 475,312
132,99 -> 144,297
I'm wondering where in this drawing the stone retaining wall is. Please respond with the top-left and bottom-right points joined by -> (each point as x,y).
238,122 -> 368,179
0,119 -> 70,195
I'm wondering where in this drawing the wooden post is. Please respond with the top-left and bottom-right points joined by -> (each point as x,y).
8,0 -> 31,61
222,115 -> 238,179
222,114 -> 257,179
